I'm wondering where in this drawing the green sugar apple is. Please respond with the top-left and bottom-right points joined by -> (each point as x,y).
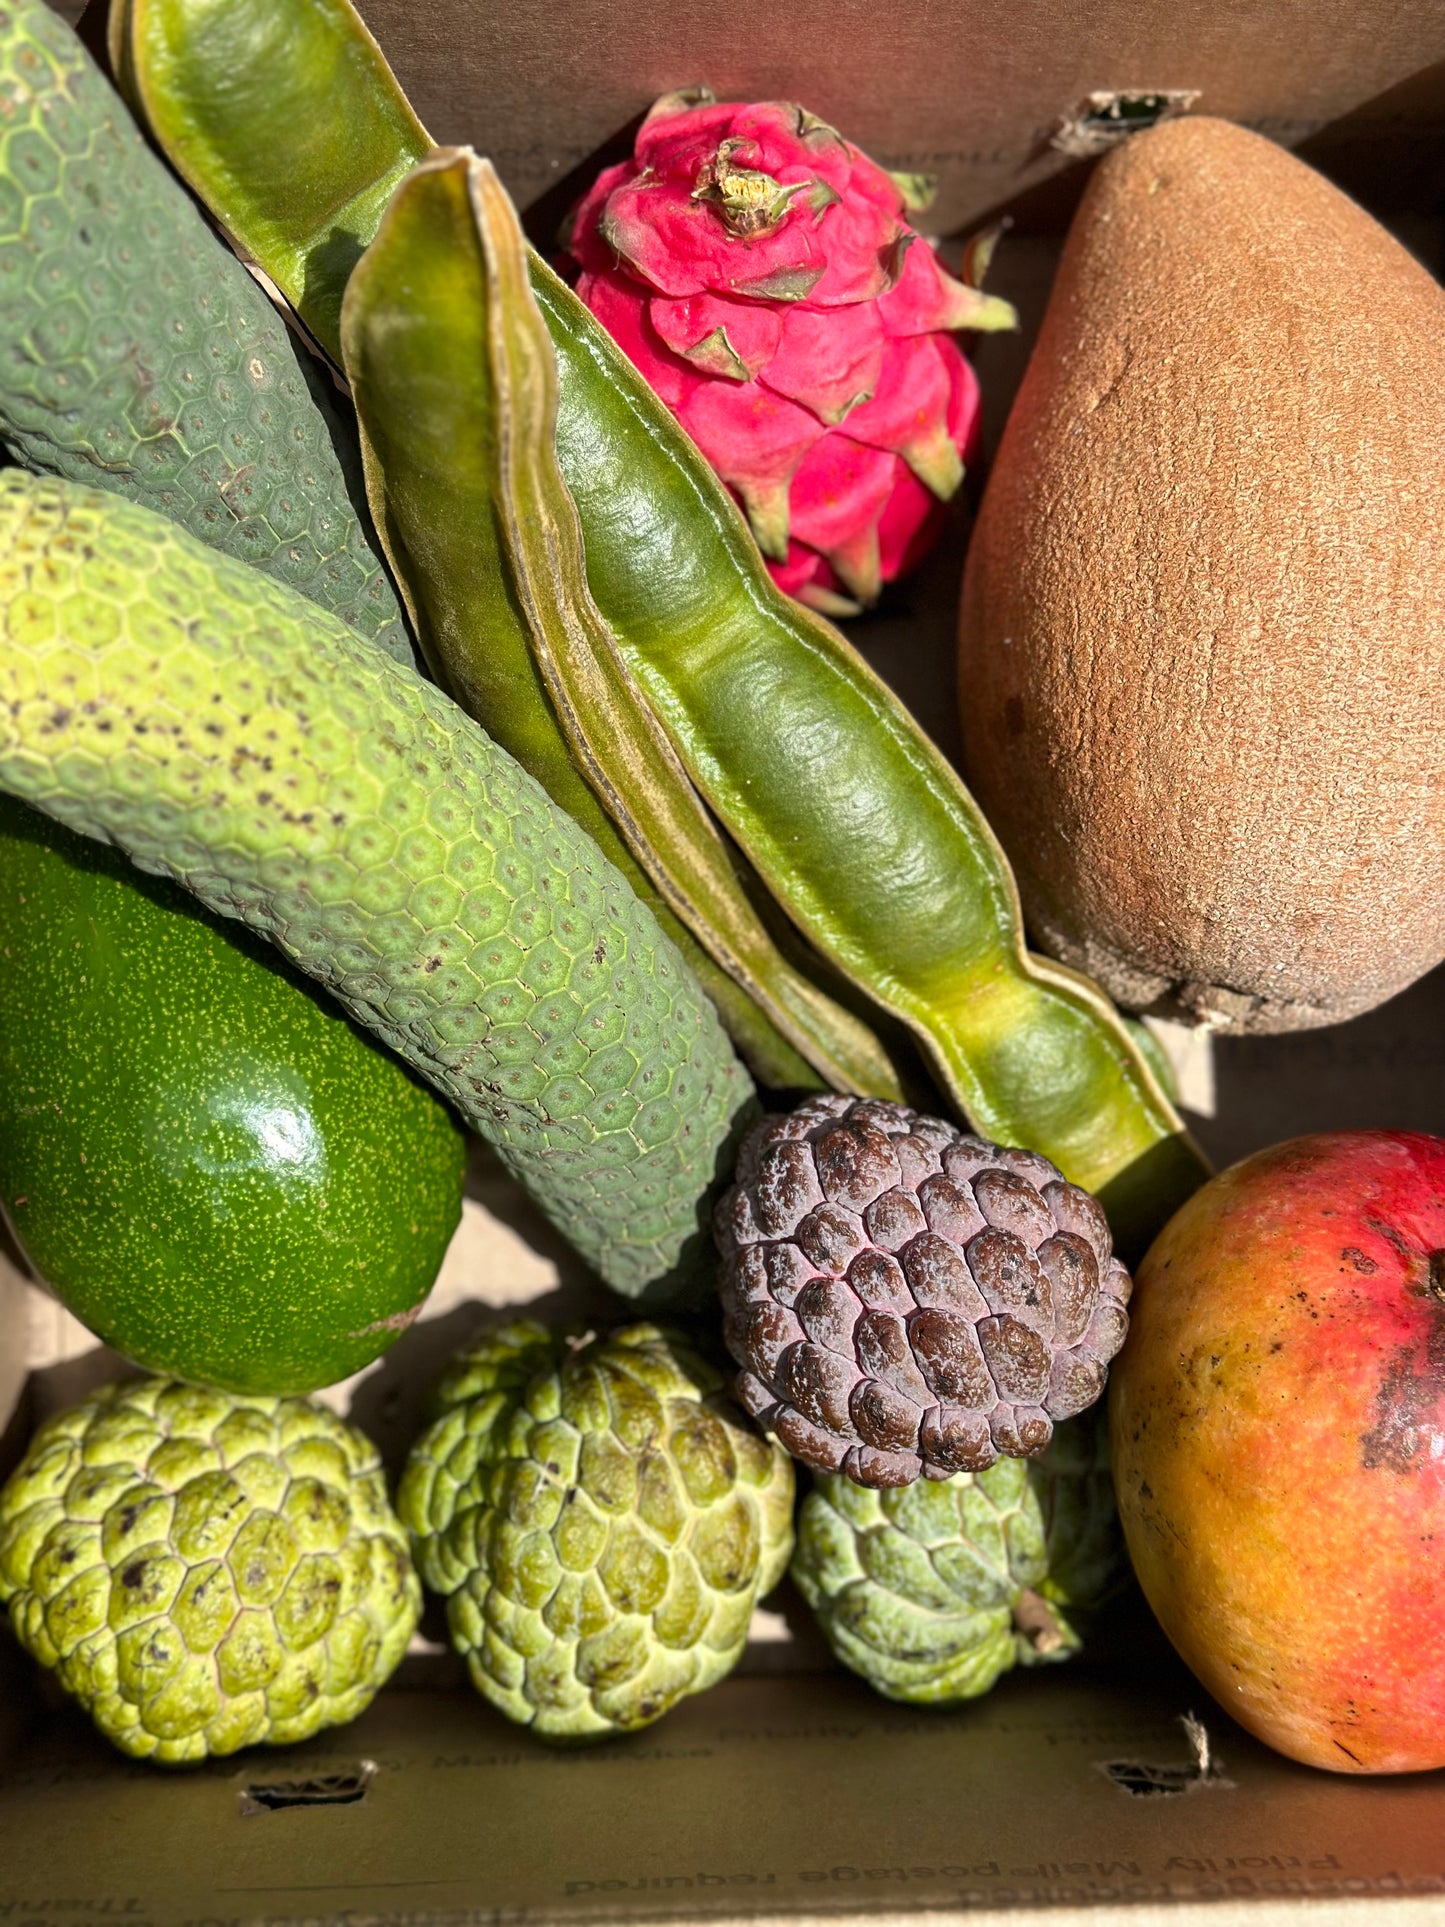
0,1377 -> 420,1763
791,1411 -> 1121,1703
400,1320 -> 795,1740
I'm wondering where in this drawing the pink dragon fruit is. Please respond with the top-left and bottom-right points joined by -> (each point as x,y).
566,90 -> 1016,616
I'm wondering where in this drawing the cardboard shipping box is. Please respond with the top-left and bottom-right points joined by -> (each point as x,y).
5,0 -> 1445,1919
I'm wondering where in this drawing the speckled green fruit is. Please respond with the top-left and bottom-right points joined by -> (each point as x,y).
0,791 -> 465,1393
0,1376 -> 421,1763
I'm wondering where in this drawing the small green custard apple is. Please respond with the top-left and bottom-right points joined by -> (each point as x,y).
400,1320 -> 795,1740
0,1378 -> 420,1763
791,1412 -> 1121,1703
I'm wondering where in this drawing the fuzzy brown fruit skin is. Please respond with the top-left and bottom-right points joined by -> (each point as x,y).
1110,1131 -> 1445,1773
957,117 -> 1445,1034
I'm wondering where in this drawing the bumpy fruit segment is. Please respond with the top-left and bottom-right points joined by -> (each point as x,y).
792,1411 -> 1120,1703
0,471 -> 754,1299
716,1095 -> 1131,1486
400,1320 -> 795,1740
0,0 -> 411,663
0,1377 -> 420,1763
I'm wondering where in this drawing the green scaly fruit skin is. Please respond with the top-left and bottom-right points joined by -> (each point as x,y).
0,790 -> 466,1395
0,0 -> 412,665
399,1321 -> 795,1741
0,1376 -> 421,1764
0,472 -> 755,1298
791,1411 -> 1122,1705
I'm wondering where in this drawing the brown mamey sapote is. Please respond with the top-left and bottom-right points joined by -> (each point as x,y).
1110,1132 -> 1445,1773
957,117 -> 1445,1034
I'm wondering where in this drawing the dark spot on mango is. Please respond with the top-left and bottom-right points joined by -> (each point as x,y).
1342,1247 -> 1377,1275
1364,1214 -> 1416,1269
1360,1326 -> 1445,1472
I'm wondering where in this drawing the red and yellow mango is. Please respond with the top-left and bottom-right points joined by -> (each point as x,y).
1111,1131 -> 1445,1772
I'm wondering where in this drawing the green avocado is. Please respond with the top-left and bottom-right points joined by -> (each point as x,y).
0,793 -> 466,1394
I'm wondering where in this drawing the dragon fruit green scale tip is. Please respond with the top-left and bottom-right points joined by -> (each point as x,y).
566,89 -> 1016,616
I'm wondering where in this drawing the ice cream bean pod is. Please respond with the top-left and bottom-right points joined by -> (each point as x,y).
108,0 -> 429,370
0,470 -> 755,1299
526,264 -> 1210,1252
340,145 -> 906,1099
335,142 -> 823,1099
111,0 -> 1209,1255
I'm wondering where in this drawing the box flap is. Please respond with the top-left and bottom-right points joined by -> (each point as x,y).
351,0 -> 1445,236
3,1655 -> 1445,1926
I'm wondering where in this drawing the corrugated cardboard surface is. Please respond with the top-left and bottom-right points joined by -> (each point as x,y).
353,0 -> 1445,239
6,1640 -> 1445,1927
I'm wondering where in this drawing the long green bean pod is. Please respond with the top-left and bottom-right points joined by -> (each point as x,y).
339,146 -> 905,1099
108,0 -> 428,369
530,248 -> 1208,1250
111,0 -> 1210,1254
